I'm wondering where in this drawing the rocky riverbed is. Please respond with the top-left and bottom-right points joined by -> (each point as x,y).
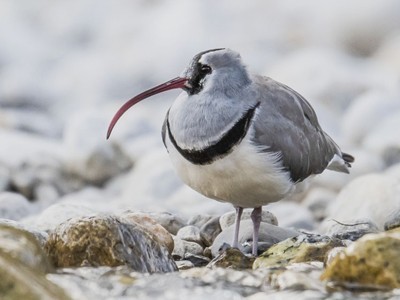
1,0 -> 400,299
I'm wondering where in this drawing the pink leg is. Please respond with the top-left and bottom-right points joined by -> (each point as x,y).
251,206 -> 262,256
232,206 -> 243,248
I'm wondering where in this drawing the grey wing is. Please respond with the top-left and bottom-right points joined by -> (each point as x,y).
251,76 -> 351,182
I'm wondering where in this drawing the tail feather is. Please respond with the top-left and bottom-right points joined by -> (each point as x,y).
342,152 -> 354,167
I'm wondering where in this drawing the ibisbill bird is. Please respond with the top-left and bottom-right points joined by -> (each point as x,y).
107,48 -> 354,256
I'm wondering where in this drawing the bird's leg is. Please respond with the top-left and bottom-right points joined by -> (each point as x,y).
232,206 -> 243,249
251,206 -> 262,256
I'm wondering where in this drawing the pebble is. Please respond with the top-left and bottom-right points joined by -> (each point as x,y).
253,234 -> 344,269
188,214 -> 215,229
172,236 -> 204,259
208,248 -> 255,270
219,209 -> 278,230
177,225 -> 203,246
63,110 -> 133,185
45,215 -> 177,273
324,219 -> 380,241
267,201 -> 316,231
146,211 -> 187,235
199,216 -> 222,247
325,173 -> 400,230
321,230 -> 400,289
0,192 -> 32,221
211,220 -> 299,257
302,188 -> 336,222
121,211 -> 174,253
384,210 -> 400,231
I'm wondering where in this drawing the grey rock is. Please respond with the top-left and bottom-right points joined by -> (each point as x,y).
63,110 -> 133,185
177,225 -> 203,246
172,236 -> 204,259
10,153 -> 83,202
183,253 -> 210,267
199,216 -> 221,247
0,192 -> 32,221
302,188 -> 336,222
384,210 -> 400,231
253,234 -> 344,269
188,214 -> 215,228
325,219 -> 380,241
267,201 -> 316,231
147,212 -> 187,235
175,260 -> 194,270
271,262 -> 325,291
219,209 -> 278,230
45,215 -> 177,273
325,173 -> 400,230
211,220 -> 299,257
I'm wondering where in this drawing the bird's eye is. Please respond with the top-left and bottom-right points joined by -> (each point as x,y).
200,64 -> 212,74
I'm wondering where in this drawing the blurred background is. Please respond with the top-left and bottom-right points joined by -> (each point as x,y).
1,0 -> 399,227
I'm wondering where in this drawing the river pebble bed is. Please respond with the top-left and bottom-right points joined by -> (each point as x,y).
1,0 -> 400,299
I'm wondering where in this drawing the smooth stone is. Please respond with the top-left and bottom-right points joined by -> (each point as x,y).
211,220 -> 299,257
0,249 -> 70,300
363,111 -> 400,167
271,262 -> 325,291
341,90 -> 400,144
120,211 -> 174,253
63,110 -> 132,185
0,163 -> 10,192
384,210 -> 400,231
187,214 -> 215,229
10,152 -> 83,202
0,222 -> 52,273
24,202 -> 98,232
199,216 -> 222,247
267,201 -> 316,231
253,234 -> 344,269
0,192 -> 32,221
0,219 -> 48,247
325,173 -> 400,230
175,260 -> 194,270
183,253 -> 210,267
177,225 -> 203,246
321,230 -> 400,289
145,211 -> 187,235
324,219 -> 380,241
208,247 -> 255,270
44,215 -> 177,273
325,247 -> 346,266
302,188 -> 336,222
219,209 -> 278,230
172,236 -> 204,259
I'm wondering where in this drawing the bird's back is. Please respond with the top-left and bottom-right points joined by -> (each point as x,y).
251,75 -> 353,183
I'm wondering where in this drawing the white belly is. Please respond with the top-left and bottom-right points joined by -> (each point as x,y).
165,132 -> 294,208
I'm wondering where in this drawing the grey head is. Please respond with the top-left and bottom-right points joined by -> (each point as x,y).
182,48 -> 252,97
106,48 -> 254,139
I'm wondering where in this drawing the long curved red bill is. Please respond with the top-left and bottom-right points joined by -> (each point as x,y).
107,77 -> 187,139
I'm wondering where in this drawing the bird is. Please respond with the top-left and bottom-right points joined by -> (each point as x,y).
107,48 -> 354,256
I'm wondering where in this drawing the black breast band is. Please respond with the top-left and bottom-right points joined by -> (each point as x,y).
167,103 -> 260,165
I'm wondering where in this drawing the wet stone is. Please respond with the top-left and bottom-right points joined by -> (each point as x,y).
0,222 -> 52,274
253,233 -> 344,269
321,230 -> 400,290
219,209 -> 278,230
121,211 -> 174,253
199,216 -> 221,247
44,215 -> 177,273
325,219 -> 380,241
208,247 -> 255,270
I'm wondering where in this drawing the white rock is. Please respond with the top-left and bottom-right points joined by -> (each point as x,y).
342,90 -> 400,145
325,173 -> 400,230
0,192 -> 33,221
266,201 -> 316,230
219,209 -> 278,230
63,110 -> 132,184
